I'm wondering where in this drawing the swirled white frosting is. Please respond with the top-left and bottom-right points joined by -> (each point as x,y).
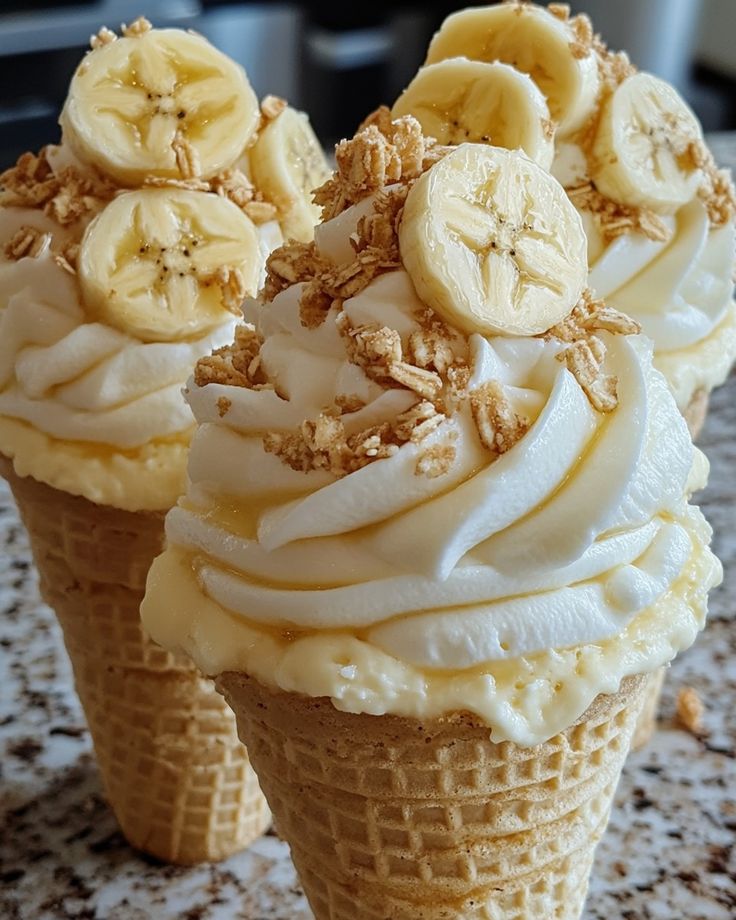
142,195 -> 721,744
553,143 -> 736,409
0,144 -> 283,509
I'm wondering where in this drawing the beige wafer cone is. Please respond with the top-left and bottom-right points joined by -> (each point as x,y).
1,455 -> 270,864
630,387 -> 708,750
217,671 -> 649,920
683,388 -> 709,440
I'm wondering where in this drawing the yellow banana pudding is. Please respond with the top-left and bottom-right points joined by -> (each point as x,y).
0,17 -> 329,511
393,1 -> 736,427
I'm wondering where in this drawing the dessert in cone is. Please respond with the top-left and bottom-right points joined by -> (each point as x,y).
142,116 -> 721,917
390,0 -> 735,754
392,0 -> 736,436
217,672 -> 648,920
0,18 -> 329,862
0,455 -> 269,864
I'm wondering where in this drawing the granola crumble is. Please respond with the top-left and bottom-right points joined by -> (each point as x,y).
676,686 -> 705,736
90,26 -> 116,49
567,181 -> 671,243
4,226 -> 51,260
470,381 -> 529,458
121,17 -> 152,38
0,148 -> 114,226
261,95 -> 287,121
569,13 -> 595,60
416,444 -> 456,478
216,396 -> 232,417
194,325 -> 266,389
172,131 -> 202,179
546,290 -> 640,413
203,266 -> 248,316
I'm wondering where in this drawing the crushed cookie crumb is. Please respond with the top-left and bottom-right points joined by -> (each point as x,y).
676,686 -> 705,735
261,95 -> 288,121
90,26 -> 117,49
121,16 -> 152,38
567,181 -> 671,243
470,381 -> 528,458
173,131 -> 201,179
216,396 -> 232,417
4,225 -> 51,260
416,443 -> 456,479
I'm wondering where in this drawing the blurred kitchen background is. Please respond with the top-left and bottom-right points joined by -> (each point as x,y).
1,0 -> 735,169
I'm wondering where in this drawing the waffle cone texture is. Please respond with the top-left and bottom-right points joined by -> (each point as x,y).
0,455 -> 269,864
217,671 -> 649,920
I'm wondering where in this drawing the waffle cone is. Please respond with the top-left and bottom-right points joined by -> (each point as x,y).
1,456 -> 269,864
630,667 -> 666,751
217,671 -> 649,920
683,388 -> 709,440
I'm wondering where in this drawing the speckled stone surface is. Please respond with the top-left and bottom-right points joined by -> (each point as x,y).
2,157 -> 736,920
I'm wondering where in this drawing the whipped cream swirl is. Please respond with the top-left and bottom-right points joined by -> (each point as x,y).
168,272 -> 706,668
553,143 -> 736,408
0,230 -> 235,449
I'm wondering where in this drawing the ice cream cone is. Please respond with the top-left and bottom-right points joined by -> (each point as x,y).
1,455 -> 270,864
217,671 -> 648,920
683,388 -> 709,440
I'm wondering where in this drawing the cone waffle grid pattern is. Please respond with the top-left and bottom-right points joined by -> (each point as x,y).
1,457 -> 270,864
218,673 -> 648,920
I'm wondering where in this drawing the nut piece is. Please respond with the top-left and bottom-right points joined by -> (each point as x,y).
676,686 -> 705,736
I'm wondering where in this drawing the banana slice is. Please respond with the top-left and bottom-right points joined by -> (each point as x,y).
591,72 -> 704,213
425,4 -> 600,137
61,29 -> 260,185
392,58 -> 554,170
249,106 -> 331,243
399,144 -> 588,336
78,188 -> 260,342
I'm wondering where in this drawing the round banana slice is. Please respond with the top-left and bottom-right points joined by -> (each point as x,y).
591,72 -> 704,213
392,58 -> 554,170
425,4 -> 600,137
61,29 -> 260,185
78,188 -> 260,342
250,107 -> 331,243
399,144 -> 588,337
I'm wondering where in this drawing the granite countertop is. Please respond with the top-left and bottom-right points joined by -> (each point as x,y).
2,148 -> 736,920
